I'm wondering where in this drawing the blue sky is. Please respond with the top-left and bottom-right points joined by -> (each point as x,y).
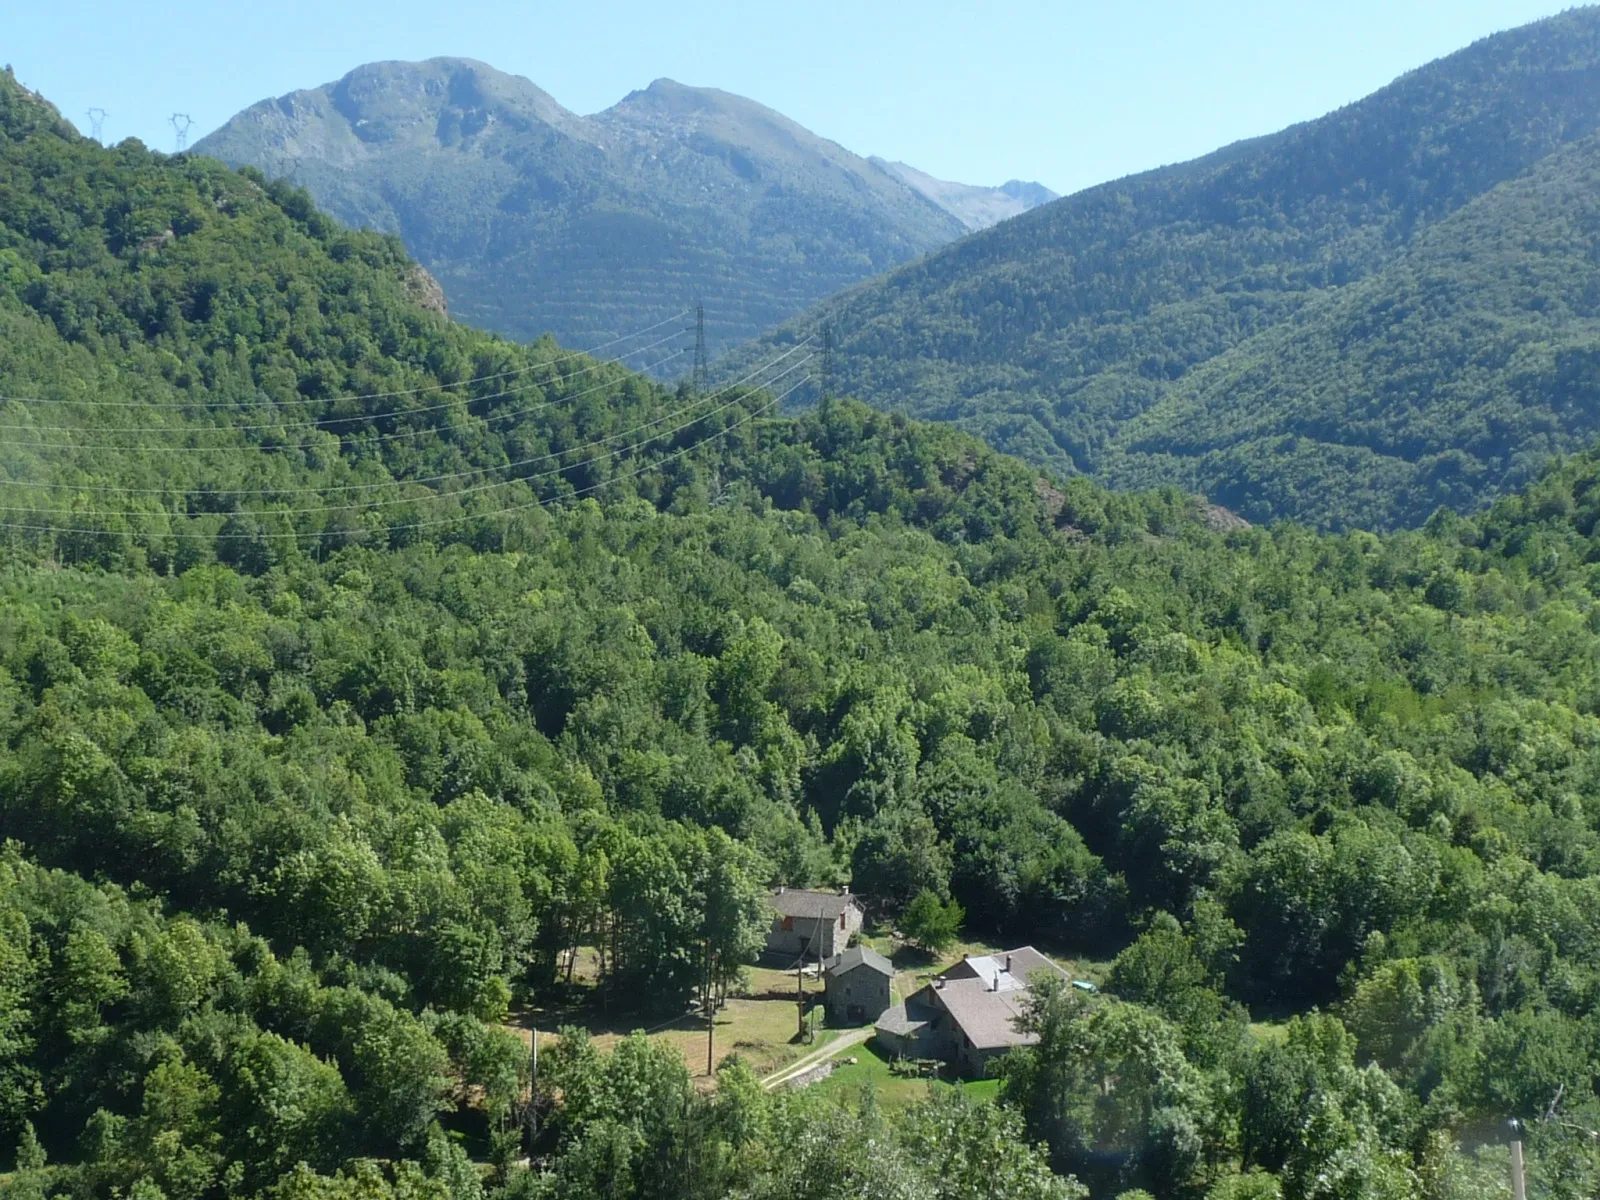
6,1 -> 1577,195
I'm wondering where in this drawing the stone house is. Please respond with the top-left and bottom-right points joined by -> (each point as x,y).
765,886 -> 863,963
873,947 -> 1069,1077
823,945 -> 895,1025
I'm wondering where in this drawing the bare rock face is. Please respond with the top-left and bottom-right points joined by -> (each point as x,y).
1035,478 -> 1067,520
1196,497 -> 1251,533
874,159 -> 1058,231
405,264 -> 448,318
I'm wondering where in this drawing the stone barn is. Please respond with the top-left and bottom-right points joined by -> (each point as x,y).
765,887 -> 863,963
873,946 -> 1072,1077
823,946 -> 894,1025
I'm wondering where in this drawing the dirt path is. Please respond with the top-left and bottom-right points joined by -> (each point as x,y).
760,1027 -> 873,1090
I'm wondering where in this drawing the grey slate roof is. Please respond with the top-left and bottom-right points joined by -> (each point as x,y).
769,887 -> 858,920
876,945 -> 1064,1056
1003,946 -> 1069,984
941,955 -> 1022,992
875,1001 -> 930,1038
934,978 -> 1034,1050
939,946 -> 1067,992
825,946 -> 894,978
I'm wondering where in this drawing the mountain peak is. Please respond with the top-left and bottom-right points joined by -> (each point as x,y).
605,77 -> 787,129
195,57 -> 966,365
326,57 -> 582,136
1000,179 -> 1057,207
874,159 -> 1057,230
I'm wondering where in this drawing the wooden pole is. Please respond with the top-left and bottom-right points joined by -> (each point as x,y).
529,1028 -> 539,1142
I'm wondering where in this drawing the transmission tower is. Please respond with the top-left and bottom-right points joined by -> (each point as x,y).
692,304 -> 709,396
85,107 -> 107,142
169,113 -> 193,153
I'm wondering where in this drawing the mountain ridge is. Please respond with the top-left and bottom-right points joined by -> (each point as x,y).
1105,127 -> 1600,528
720,6 -> 1600,529
872,158 -> 1058,230
193,58 -> 975,368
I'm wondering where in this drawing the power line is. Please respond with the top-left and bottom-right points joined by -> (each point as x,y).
0,332 -> 685,438
0,348 -> 687,475
821,322 -> 834,405
1,355 -> 810,518
0,350 -> 811,518
1,338 -> 797,482
0,347 -> 685,456
0,375 -> 809,542
0,311 -> 689,412
0,333 -> 676,417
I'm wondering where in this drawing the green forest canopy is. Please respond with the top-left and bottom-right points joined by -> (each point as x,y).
722,7 -> 1600,532
10,60 -> 1600,1200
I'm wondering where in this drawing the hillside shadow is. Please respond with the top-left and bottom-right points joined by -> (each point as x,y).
890,944 -> 938,970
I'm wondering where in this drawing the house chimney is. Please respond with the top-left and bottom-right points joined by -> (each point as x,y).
777,885 -> 785,895
991,972 -> 999,992
1005,954 -> 1012,974
840,884 -> 850,897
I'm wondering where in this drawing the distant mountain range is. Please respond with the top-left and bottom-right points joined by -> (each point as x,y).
872,160 -> 1057,231
726,8 -> 1600,530
193,61 -> 1046,370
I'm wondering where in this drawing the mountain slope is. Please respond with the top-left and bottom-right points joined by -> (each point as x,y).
872,159 -> 1058,230
726,8 -> 1600,527
192,58 -> 967,368
0,62 -> 844,561
1105,131 -> 1600,528
21,66 -> 1600,1198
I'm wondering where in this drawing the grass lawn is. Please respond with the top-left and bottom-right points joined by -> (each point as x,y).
513,960 -> 830,1083
812,1041 -> 1002,1111
511,943 -> 1100,1094
1248,1020 -> 1290,1045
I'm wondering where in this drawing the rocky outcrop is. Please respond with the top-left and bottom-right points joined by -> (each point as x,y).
404,264 -> 448,318
1197,498 -> 1251,533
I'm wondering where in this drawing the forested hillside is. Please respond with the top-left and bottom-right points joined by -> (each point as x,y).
727,8 -> 1600,530
1108,129 -> 1600,528
191,59 -> 967,367
14,61 -> 1600,1200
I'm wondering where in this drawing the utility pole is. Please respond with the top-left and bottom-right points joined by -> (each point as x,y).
705,940 -> 715,1076
526,1027 -> 539,1145
1509,1120 -> 1527,1200
85,108 -> 107,143
169,113 -> 193,153
692,303 -> 709,397
796,909 -> 824,1040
